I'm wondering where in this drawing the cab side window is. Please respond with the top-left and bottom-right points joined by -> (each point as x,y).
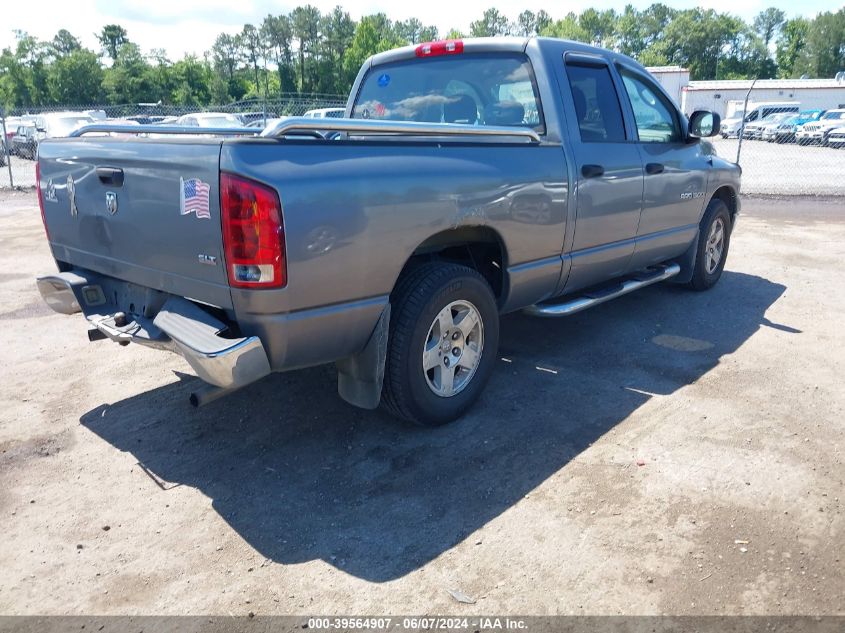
619,68 -> 682,143
565,62 -> 626,143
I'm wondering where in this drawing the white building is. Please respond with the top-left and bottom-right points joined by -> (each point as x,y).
647,66 -> 845,117
681,78 -> 845,117
646,66 -> 690,106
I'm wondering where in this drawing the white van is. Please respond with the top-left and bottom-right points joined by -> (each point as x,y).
720,102 -> 800,138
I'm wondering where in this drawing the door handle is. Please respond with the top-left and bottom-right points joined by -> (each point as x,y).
581,164 -> 605,178
96,166 -> 124,187
645,162 -> 664,175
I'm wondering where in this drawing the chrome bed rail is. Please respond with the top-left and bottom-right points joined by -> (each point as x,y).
69,125 -> 258,137
262,117 -> 542,143
69,118 -> 541,143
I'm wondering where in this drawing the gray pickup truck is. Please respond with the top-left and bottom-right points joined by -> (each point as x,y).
35,37 -> 739,426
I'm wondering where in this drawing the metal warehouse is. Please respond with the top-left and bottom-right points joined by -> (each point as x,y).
647,67 -> 845,117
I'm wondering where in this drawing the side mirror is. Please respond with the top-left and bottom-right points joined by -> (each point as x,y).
688,110 -> 720,138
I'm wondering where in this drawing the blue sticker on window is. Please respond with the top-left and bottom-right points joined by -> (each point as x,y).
377,73 -> 390,87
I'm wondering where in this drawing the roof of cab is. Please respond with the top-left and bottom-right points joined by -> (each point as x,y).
366,36 -> 649,76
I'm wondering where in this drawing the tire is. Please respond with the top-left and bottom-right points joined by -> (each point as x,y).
688,199 -> 732,292
382,262 -> 499,426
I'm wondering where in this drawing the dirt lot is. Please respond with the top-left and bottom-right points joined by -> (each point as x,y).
0,191 -> 842,616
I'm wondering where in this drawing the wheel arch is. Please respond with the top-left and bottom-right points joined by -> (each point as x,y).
392,226 -> 509,302
711,185 -> 739,225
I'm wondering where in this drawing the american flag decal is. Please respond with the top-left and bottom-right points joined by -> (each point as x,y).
180,177 -> 211,219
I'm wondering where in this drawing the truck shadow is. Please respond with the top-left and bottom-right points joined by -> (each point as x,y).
81,271 -> 792,582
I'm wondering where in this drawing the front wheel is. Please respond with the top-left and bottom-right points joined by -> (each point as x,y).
688,199 -> 732,291
382,262 -> 499,426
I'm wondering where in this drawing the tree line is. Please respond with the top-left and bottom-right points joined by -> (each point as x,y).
1,4 -> 843,110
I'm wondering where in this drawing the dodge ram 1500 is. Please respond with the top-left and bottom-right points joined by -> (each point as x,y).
35,37 -> 738,425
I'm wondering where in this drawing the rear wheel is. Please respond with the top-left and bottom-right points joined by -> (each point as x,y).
382,262 -> 499,426
688,199 -> 732,291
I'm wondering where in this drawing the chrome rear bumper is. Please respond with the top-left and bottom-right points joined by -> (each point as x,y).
36,271 -> 270,389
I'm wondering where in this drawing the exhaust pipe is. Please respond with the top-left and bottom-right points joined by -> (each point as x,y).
189,383 -> 240,407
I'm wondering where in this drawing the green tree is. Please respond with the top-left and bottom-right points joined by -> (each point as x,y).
801,9 -> 845,78
102,42 -> 154,103
515,10 -> 551,37
291,5 -> 322,92
753,7 -> 786,47
776,18 -> 809,78
470,8 -> 511,37
319,7 -> 356,92
343,14 -> 403,84
97,24 -> 128,64
262,15 -> 296,93
540,14 -> 589,43
49,48 -> 103,103
579,8 -> 617,48
240,24 -> 265,97
721,21 -> 774,79
51,30 -> 81,57
0,47 -> 33,107
170,55 -> 213,105
659,9 -> 741,80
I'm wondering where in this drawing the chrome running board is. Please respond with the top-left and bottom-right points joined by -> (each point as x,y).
524,263 -> 681,318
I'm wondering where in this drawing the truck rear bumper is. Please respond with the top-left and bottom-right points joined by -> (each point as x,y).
37,271 -> 270,389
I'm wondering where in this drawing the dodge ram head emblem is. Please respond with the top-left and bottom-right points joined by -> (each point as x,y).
67,175 -> 77,217
105,191 -> 118,215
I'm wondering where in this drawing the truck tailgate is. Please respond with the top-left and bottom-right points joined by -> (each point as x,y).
38,138 -> 232,309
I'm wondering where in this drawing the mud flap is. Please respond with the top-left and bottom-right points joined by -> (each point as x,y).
672,228 -> 700,284
335,304 -> 391,409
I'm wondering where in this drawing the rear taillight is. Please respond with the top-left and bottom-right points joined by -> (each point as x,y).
415,39 -> 464,57
35,161 -> 49,239
220,173 -> 286,289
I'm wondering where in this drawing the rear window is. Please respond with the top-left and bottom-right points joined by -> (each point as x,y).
352,53 -> 544,132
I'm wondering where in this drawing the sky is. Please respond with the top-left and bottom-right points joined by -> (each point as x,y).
2,0 -> 840,60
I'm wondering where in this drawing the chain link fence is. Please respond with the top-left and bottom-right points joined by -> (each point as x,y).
709,132 -> 845,196
2,94 -> 844,195
0,95 -> 347,188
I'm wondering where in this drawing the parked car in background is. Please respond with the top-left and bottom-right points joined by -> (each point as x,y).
124,115 -> 168,125
795,109 -> 845,145
760,115 -> 796,142
3,116 -> 22,150
827,126 -> 845,148
12,123 -> 39,159
35,112 -> 98,139
246,117 -> 284,129
742,112 -> 793,139
720,102 -> 799,138
719,110 -> 745,139
761,110 -> 825,143
173,112 -> 245,128
238,112 -> 279,125
303,107 -> 345,119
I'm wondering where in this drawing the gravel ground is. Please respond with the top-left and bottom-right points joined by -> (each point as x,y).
0,191 -> 843,616
709,137 -> 845,196
0,155 -> 38,189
